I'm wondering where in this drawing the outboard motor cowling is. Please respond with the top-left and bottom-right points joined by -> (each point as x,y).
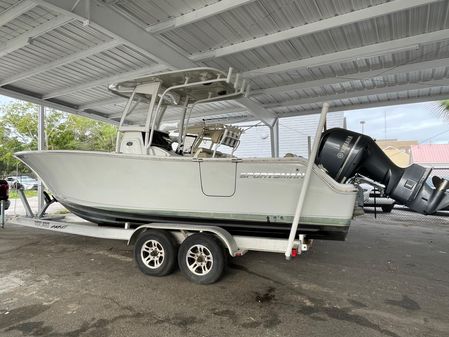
316,128 -> 449,215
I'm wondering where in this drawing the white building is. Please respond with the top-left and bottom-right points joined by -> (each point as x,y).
235,112 -> 345,158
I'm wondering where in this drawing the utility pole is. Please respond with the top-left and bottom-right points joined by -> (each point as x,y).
360,120 -> 366,134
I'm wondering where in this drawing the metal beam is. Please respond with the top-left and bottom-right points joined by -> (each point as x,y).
0,15 -> 73,58
251,57 -> 449,96
235,97 -> 276,127
270,118 -> 279,158
40,0 -> 196,68
191,0 -> 438,61
265,79 -> 449,108
146,0 -> 256,34
0,0 -> 38,27
0,86 -> 116,124
197,92 -> 449,125
43,64 -> 167,99
0,39 -> 121,86
243,29 -> 449,78
171,91 -> 449,127
275,93 -> 449,119
79,96 -> 125,111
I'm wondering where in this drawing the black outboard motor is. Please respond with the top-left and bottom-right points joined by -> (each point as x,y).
316,128 -> 449,215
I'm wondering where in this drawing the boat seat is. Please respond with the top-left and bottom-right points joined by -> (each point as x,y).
284,153 -> 298,158
120,132 -> 145,154
148,146 -> 171,157
141,131 -> 172,152
119,130 -> 174,155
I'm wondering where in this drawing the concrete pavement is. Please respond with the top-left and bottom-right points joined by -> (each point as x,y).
0,209 -> 448,337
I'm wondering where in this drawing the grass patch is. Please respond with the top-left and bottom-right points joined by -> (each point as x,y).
8,189 -> 38,199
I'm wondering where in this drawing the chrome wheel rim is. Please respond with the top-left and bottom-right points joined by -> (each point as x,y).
141,239 -> 165,269
186,244 -> 213,276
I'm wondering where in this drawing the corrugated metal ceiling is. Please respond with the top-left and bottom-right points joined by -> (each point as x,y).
0,0 -> 448,125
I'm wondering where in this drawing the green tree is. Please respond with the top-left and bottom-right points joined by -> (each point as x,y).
441,100 -> 449,116
0,101 -> 116,176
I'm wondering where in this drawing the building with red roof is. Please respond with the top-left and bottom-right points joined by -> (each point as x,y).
411,144 -> 449,166
411,144 -> 449,179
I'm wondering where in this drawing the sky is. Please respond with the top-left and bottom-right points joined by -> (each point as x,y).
0,95 -> 13,105
1,95 -> 448,144
344,101 -> 449,144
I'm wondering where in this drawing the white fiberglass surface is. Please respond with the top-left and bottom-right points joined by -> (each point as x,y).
16,151 -> 357,223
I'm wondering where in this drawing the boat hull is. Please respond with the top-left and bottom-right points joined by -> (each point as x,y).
16,151 -> 357,240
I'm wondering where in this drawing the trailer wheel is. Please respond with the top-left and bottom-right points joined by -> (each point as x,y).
134,230 -> 177,277
178,233 -> 225,284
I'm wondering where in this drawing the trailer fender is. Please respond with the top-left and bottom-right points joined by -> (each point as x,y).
128,223 -> 242,257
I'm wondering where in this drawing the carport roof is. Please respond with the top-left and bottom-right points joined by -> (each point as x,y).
0,0 -> 448,126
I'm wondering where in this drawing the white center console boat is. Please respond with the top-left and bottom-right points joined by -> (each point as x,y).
10,67 -> 449,284
15,68 -> 358,241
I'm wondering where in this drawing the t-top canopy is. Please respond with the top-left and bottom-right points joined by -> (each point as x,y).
108,67 -> 245,105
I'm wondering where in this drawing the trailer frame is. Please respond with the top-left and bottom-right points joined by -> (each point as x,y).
4,188 -> 311,283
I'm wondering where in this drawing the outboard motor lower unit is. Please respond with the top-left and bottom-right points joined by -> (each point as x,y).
316,128 -> 449,215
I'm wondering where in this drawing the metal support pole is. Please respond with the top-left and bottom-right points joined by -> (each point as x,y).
285,103 -> 329,260
270,118 -> 279,158
1,200 -> 5,229
307,136 -> 311,158
18,188 -> 34,218
37,105 -> 46,212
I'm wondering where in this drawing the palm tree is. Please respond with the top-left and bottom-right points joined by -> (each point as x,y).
438,100 -> 449,121
442,100 -> 449,110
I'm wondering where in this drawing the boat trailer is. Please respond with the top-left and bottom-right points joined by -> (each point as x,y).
4,187 -> 312,284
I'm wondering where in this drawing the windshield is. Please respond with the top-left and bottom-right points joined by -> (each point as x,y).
121,95 -> 151,128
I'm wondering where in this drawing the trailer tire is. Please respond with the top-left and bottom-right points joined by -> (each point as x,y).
134,230 -> 177,277
178,233 -> 225,284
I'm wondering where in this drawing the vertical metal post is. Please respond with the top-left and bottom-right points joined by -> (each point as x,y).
285,103 -> 329,260
38,105 -> 46,212
1,200 -> 5,229
270,118 -> 279,158
307,136 -> 311,158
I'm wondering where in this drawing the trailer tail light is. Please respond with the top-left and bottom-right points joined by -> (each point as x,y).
291,248 -> 298,257
0,180 -> 9,201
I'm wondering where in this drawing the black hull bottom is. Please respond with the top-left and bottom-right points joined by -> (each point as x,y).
61,202 -> 349,241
